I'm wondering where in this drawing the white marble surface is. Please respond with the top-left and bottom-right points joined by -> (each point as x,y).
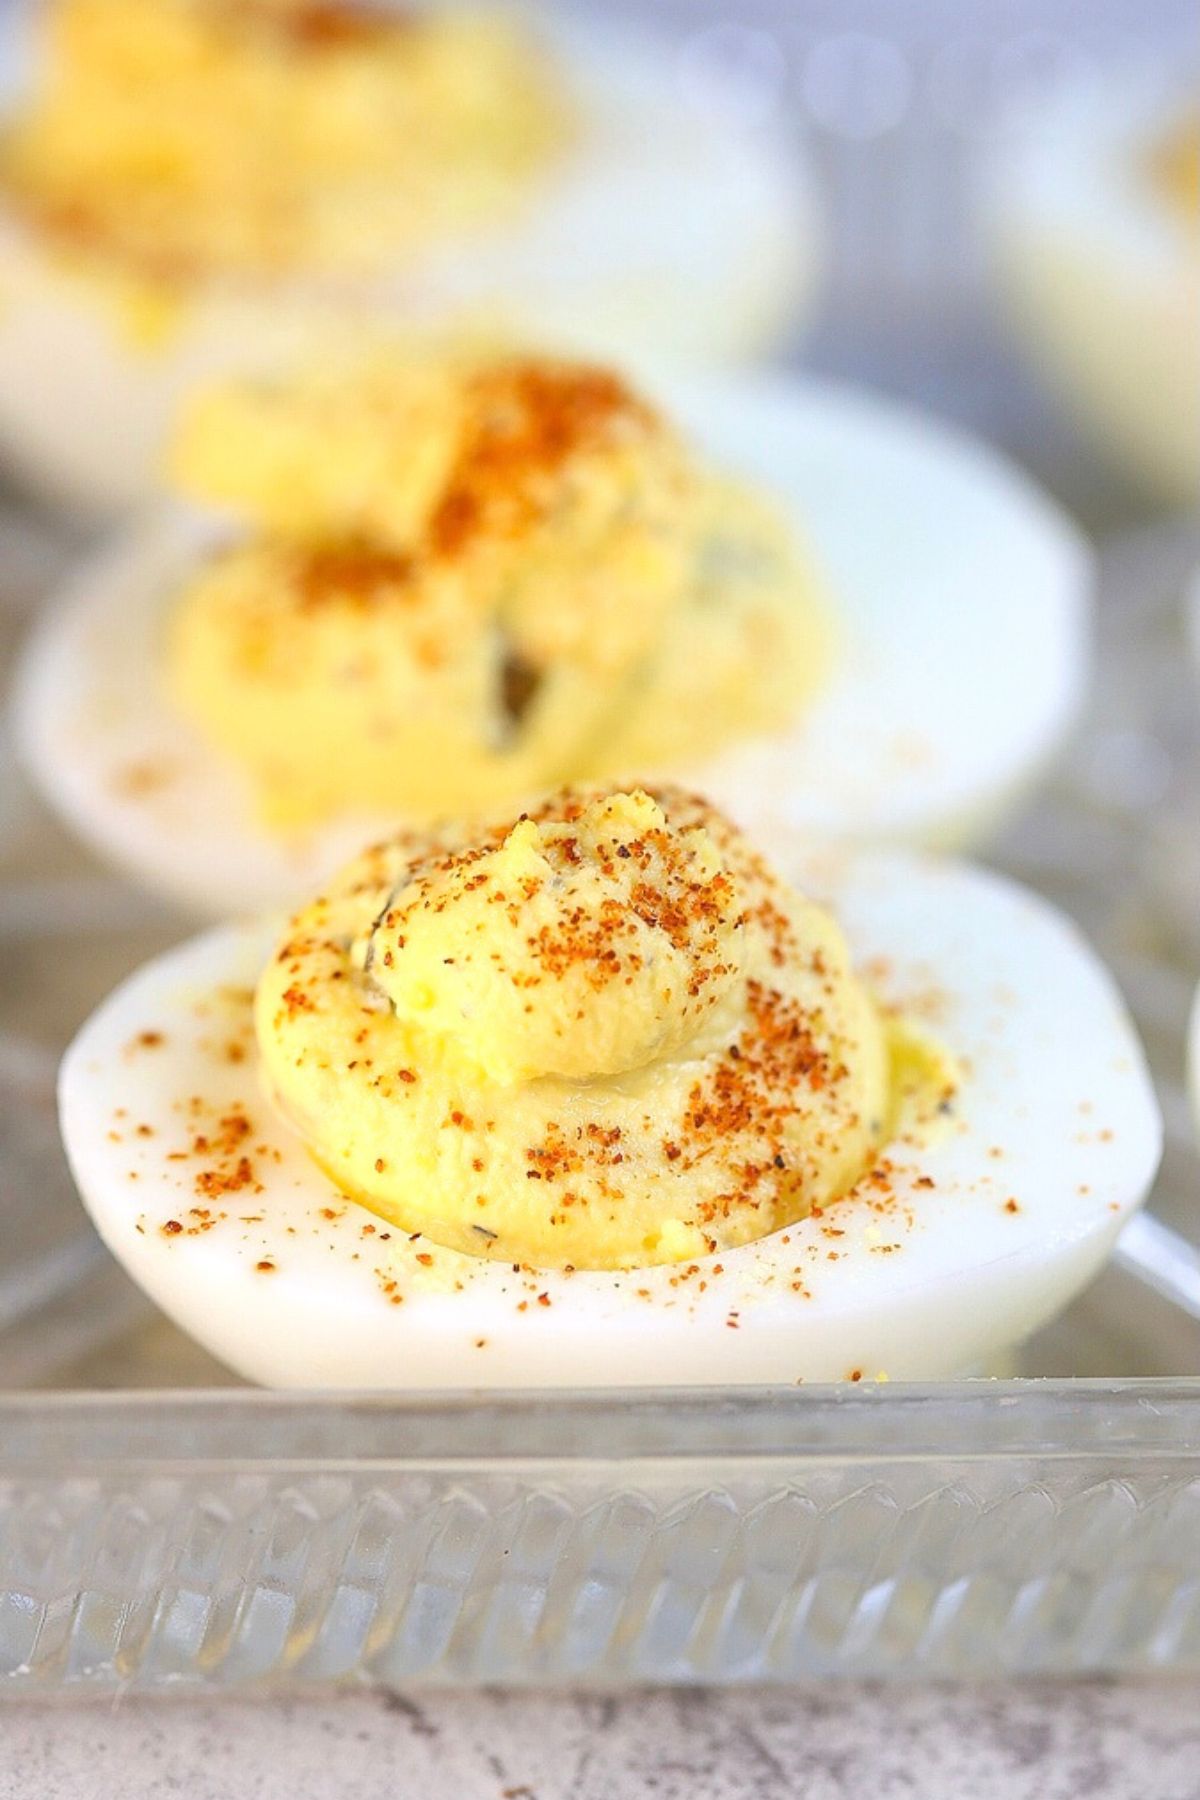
3,1683 -> 1200,1799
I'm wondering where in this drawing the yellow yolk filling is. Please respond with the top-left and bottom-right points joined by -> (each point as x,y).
167,349 -> 830,829
0,0 -> 567,282
256,786 -> 950,1273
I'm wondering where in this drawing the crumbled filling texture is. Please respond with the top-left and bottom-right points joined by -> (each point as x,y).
255,784 -> 912,1272
166,348 -> 830,828
0,0 -> 566,280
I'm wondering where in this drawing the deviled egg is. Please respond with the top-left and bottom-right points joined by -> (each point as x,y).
0,0 -> 816,513
58,784 -> 1162,1387
986,76 -> 1199,505
15,345 -> 1092,914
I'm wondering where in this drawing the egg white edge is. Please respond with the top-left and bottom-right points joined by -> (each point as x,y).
11,373 -> 1093,917
57,840 -> 1163,1388
0,3 -> 819,512
664,370 -> 1092,853
981,70 -> 1200,499
985,72 -> 1196,278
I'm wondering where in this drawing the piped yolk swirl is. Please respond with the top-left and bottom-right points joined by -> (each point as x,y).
256,786 -> 899,1272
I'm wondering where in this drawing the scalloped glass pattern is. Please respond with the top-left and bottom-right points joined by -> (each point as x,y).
0,1386 -> 1198,1690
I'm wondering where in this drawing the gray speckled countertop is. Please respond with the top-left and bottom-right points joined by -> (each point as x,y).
3,1683 -> 1200,1799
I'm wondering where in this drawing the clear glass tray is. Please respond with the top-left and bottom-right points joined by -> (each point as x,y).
2,496 -> 1199,1691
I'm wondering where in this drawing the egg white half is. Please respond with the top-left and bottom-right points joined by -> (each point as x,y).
58,840 -> 1162,1388
984,73 -> 1199,505
14,375 -> 1092,916
0,8 -> 817,514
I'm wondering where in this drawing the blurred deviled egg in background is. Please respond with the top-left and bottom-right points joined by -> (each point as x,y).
15,342 -> 1092,914
986,70 -> 1199,508
0,0 -> 817,514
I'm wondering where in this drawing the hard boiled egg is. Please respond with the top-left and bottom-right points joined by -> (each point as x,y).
58,830 -> 1161,1388
985,74 -> 1199,506
14,370 -> 1092,915
0,2 -> 817,514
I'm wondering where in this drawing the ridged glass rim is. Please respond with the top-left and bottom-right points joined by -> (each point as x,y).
3,1380 -> 1199,1470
